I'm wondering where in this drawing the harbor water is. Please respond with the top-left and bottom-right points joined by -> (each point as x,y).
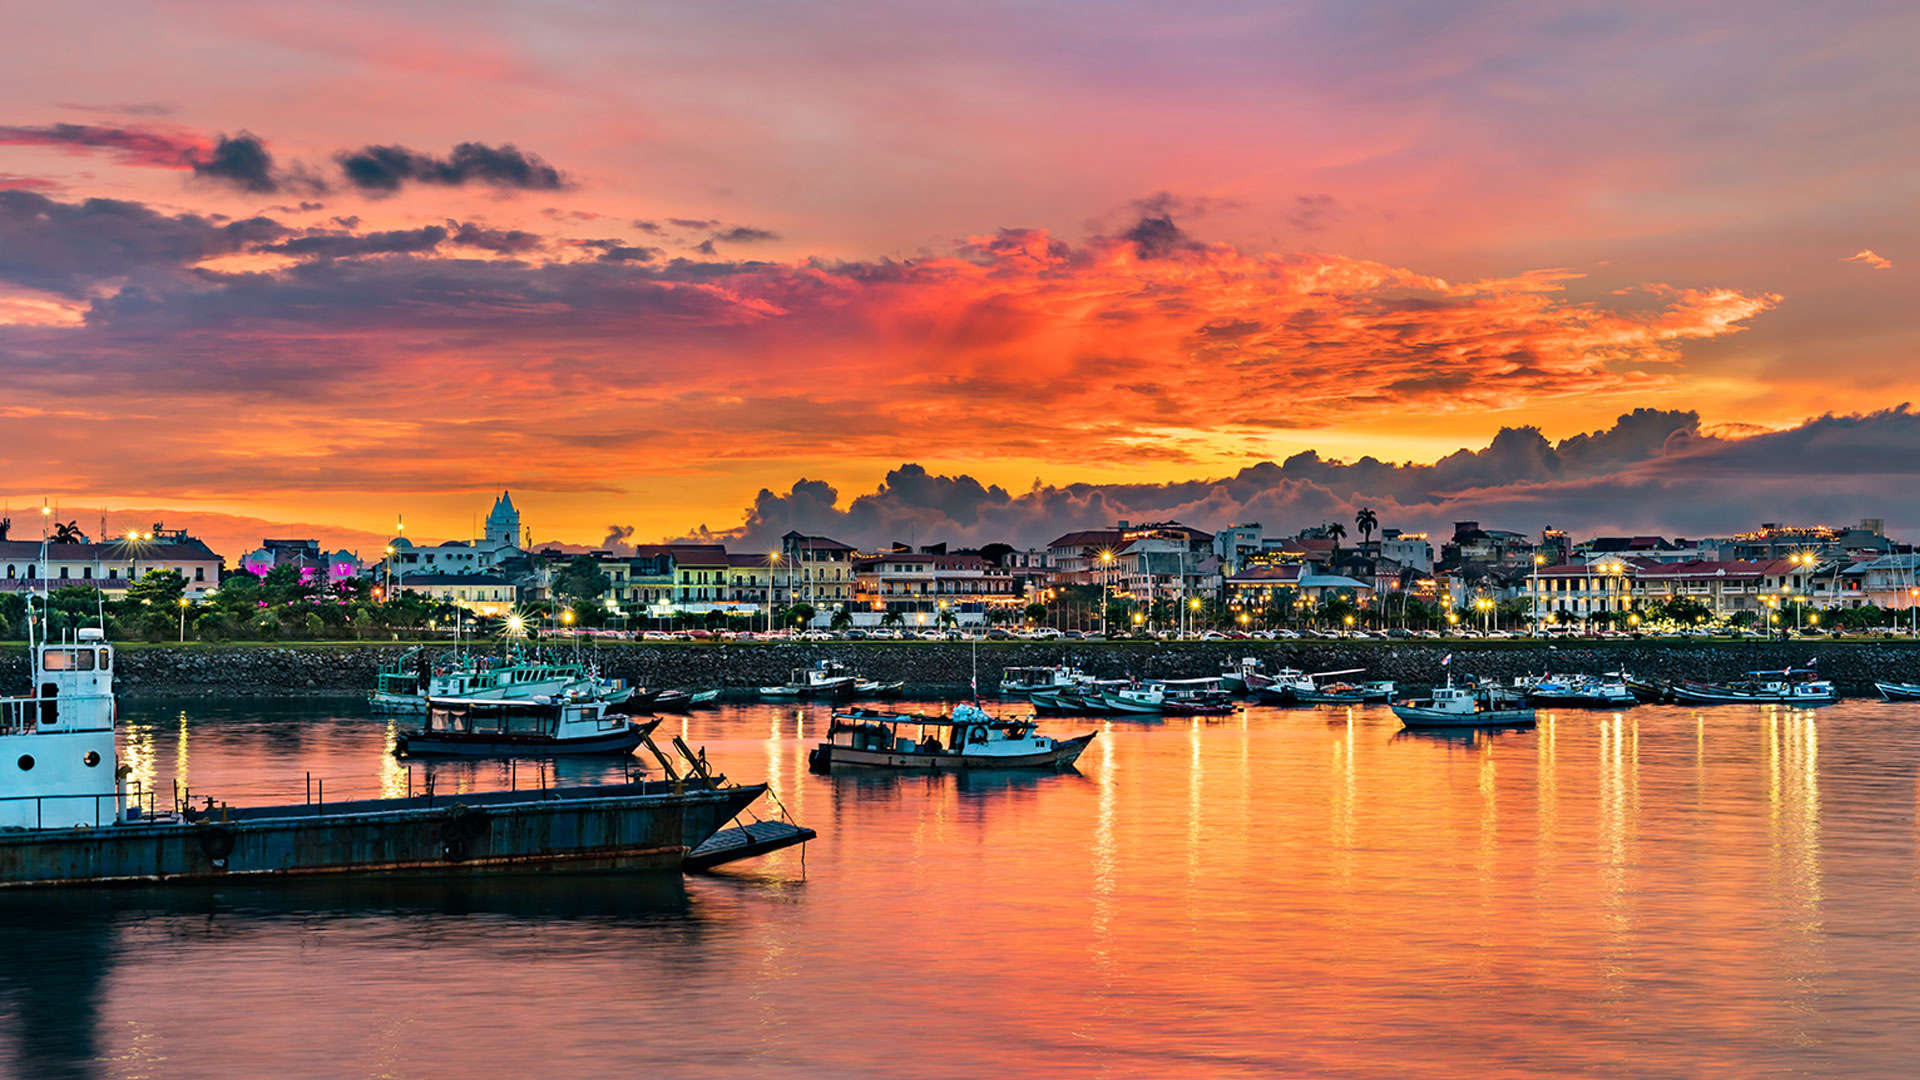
5,696 -> 1920,1079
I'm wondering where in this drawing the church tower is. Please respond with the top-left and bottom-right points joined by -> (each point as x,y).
485,490 -> 521,550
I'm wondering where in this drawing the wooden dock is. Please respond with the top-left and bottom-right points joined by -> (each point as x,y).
685,819 -> 816,871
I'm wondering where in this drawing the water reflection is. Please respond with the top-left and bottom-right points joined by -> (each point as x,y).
6,695 -> 1918,1078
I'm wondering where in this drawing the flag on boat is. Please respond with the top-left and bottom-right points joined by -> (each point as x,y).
1441,653 -> 1452,666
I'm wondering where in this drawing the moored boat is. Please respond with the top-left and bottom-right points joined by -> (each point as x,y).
1391,675 -> 1536,730
397,696 -> 658,757
760,660 -> 860,700
1526,673 -> 1638,708
999,665 -> 1084,696
809,703 -> 1094,772
1669,668 -> 1838,705
1875,681 -> 1920,702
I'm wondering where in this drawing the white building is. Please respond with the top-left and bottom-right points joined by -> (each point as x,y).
382,491 -> 525,578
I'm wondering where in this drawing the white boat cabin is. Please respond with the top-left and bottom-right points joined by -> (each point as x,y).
0,628 -> 123,829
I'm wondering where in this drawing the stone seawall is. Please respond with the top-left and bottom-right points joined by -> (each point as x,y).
5,640 -> 1916,698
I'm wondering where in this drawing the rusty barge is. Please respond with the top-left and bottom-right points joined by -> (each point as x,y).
1,602 -> 811,888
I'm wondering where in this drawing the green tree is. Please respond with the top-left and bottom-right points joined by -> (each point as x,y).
0,594 -> 25,638
880,610 -> 904,628
1024,601 -> 1047,624
783,602 -> 816,629
829,607 -> 853,631
124,568 -> 186,609
553,558 -> 610,606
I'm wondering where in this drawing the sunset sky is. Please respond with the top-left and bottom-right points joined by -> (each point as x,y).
1,1 -> 1914,556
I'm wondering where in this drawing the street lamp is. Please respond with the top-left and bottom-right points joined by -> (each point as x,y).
177,597 -> 190,642
1099,549 -> 1115,637
1532,553 -> 1546,636
767,551 -> 781,633
1189,596 -> 1203,640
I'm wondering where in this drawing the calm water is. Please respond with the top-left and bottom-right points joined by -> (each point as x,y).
5,696 -> 1920,1079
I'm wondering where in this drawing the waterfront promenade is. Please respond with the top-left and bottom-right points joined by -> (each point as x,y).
14,638 -> 1920,698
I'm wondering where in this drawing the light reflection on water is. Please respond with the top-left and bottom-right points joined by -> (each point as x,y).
3,697 -> 1920,1079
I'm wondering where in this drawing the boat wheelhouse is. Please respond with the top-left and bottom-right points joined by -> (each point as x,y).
0,627 -> 125,830
810,704 -> 1094,771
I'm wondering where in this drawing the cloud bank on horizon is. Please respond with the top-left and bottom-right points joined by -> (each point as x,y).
675,406 -> 1920,551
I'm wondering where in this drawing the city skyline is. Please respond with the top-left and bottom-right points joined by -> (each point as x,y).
1,1 -> 1915,551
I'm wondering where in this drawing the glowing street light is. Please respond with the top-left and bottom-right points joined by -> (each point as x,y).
177,596 -> 190,642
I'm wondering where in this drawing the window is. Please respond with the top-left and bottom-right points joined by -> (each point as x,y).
83,751 -> 100,767
97,649 -> 110,670
82,567 -> 92,579
109,568 -> 118,579
195,567 -> 205,581
59,567 -> 69,579
17,755 -> 32,771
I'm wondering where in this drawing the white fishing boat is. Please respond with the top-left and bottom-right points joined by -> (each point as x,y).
999,665 -> 1084,696
397,693 -> 657,757
1254,667 -> 1368,705
1669,668 -> 1838,705
1391,674 -> 1536,729
809,703 -> 1094,771
1875,681 -> 1920,702
1526,673 -> 1638,707
760,660 -> 860,700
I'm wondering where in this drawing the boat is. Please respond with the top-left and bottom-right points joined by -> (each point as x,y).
1391,675 -> 1537,730
370,646 -> 630,713
1525,673 -> 1638,708
688,689 -> 723,708
1255,667 -> 1369,706
0,592 -> 809,886
809,703 -> 1094,771
397,695 -> 658,757
650,689 -> 693,713
1295,678 -> 1398,705
1219,657 -> 1274,694
1876,681 -> 1920,701
855,679 -> 905,698
999,665 -> 1084,696
1624,674 -> 1672,703
1669,668 -> 1838,705
368,647 -> 430,712
760,660 -> 860,700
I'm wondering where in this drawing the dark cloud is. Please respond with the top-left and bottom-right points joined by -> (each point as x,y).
1122,214 -> 1200,259
580,238 -> 659,263
449,222 -> 543,254
335,141 -> 566,193
632,219 -> 663,234
0,189 -> 287,295
602,525 -> 635,552
693,239 -> 718,256
711,225 -> 779,243
668,217 -> 718,230
264,226 -> 449,259
0,122 -> 202,168
190,132 -> 281,193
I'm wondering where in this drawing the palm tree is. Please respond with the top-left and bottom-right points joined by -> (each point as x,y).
1326,521 -> 1347,563
880,610 -> 904,628
52,521 -> 84,544
1355,507 -> 1378,546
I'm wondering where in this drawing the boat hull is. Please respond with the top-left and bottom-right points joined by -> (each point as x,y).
808,732 -> 1094,772
395,724 -> 649,758
1877,681 -> 1920,702
0,783 -> 763,889
1669,686 -> 1838,705
369,690 -> 427,714
1391,704 -> 1536,729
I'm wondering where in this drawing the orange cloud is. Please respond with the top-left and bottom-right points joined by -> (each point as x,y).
1844,249 -> 1893,270
0,194 -> 1784,543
